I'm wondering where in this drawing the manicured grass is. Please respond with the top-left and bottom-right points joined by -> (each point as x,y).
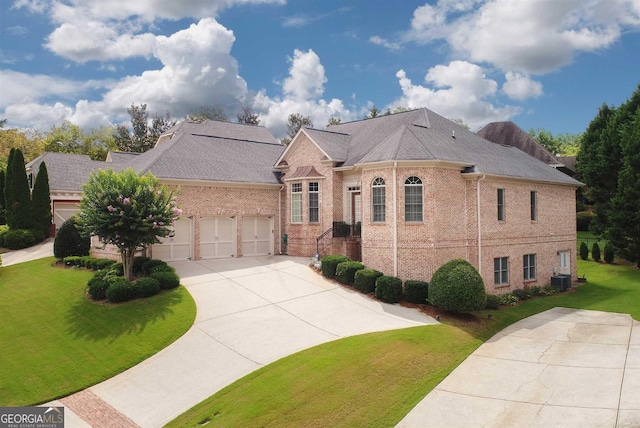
0,257 -> 196,405
577,230 -> 606,250
169,260 -> 640,427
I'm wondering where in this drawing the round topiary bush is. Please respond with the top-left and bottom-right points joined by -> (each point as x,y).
374,275 -> 403,303
320,255 -> 351,279
105,277 -> 134,303
404,280 -> 429,304
133,277 -> 161,298
592,242 -> 601,262
429,259 -> 486,313
151,271 -> 180,290
604,243 -> 615,263
53,217 -> 90,259
133,256 -> 152,276
87,277 -> 109,300
335,261 -> 364,285
142,259 -> 168,276
354,269 -> 383,294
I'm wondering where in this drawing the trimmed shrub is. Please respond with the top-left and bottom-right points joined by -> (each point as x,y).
2,229 -> 37,250
151,271 -> 181,290
592,242 -> 601,262
87,277 -> 109,300
354,269 -> 383,294
604,243 -> 615,264
94,259 -> 116,270
374,275 -> 403,303
429,259 -> 486,313
150,263 -> 175,274
142,259 -> 167,276
53,217 -> 90,259
133,256 -> 152,276
105,277 -> 134,303
576,211 -> 594,232
579,242 -> 589,260
528,286 -> 544,297
109,262 -> 124,276
63,256 -> 81,266
335,261 -> 364,285
404,280 -> 429,304
320,255 -> 350,279
78,256 -> 93,268
133,277 -> 161,298
485,294 -> 501,310
499,293 -> 519,306
512,288 -> 530,301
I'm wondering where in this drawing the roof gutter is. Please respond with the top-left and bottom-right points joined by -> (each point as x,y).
279,185 -> 284,254
477,174 -> 486,274
393,162 -> 398,277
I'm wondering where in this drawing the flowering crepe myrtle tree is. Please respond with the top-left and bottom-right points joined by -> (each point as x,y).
78,168 -> 182,281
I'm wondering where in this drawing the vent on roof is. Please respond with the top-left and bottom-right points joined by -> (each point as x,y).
452,130 -> 455,139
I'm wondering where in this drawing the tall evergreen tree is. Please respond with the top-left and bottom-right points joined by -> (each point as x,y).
5,148 -> 33,229
0,169 -> 5,224
4,148 -> 16,227
32,161 -> 52,237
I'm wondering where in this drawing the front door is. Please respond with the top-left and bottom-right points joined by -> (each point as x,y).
351,192 -> 361,224
558,251 -> 570,275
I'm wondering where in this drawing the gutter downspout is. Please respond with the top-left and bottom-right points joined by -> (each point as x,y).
393,162 -> 398,277
477,174 -> 486,274
279,185 -> 284,254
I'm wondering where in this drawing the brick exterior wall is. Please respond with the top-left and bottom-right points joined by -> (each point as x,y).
280,132 -> 579,294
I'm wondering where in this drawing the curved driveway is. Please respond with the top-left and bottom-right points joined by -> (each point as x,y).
53,255 -> 437,427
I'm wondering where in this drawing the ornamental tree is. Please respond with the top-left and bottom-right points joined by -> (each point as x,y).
77,168 -> 182,281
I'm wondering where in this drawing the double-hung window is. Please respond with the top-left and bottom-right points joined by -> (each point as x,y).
372,177 -> 386,222
309,182 -> 319,223
530,191 -> 537,221
494,257 -> 509,285
405,176 -> 423,222
291,182 -> 302,223
523,254 -> 536,281
497,188 -> 505,221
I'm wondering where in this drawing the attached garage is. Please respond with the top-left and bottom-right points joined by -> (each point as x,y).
153,217 -> 193,261
241,216 -> 273,256
53,201 -> 81,230
200,216 -> 236,259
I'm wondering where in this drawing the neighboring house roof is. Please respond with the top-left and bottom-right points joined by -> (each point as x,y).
26,152 -> 125,192
105,151 -> 140,163
476,121 -> 563,167
164,120 -> 279,145
556,156 -> 577,173
292,108 -> 581,186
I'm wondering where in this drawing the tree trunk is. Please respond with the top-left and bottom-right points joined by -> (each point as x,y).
121,248 -> 135,282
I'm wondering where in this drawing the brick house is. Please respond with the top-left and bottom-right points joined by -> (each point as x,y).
276,109 -> 582,292
27,108 -> 581,292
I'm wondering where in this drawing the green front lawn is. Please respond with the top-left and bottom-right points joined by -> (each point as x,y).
0,257 -> 196,405
169,259 -> 640,428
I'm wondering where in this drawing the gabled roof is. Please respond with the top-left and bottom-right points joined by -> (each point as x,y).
164,120 -> 279,145
476,121 -> 562,166
26,152 -> 126,192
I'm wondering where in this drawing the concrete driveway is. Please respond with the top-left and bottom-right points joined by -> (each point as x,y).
52,255 -> 437,427
397,307 -> 640,428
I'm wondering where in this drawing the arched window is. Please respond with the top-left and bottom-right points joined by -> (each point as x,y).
404,176 -> 423,222
372,177 -> 385,222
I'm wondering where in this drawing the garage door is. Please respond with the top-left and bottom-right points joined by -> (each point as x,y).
53,201 -> 80,229
200,216 -> 235,259
241,216 -> 273,256
154,217 -> 193,261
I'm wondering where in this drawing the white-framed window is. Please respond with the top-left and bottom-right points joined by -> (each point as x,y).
372,177 -> 385,223
497,188 -> 505,221
309,182 -> 319,223
291,182 -> 302,223
523,254 -> 536,281
531,190 -> 537,221
494,257 -> 509,285
404,176 -> 423,222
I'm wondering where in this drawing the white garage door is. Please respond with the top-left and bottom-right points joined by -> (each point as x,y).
241,216 -> 273,256
200,216 -> 235,259
53,201 -> 80,229
154,217 -> 193,261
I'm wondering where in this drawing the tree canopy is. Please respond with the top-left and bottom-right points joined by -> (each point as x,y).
236,107 -> 260,125
281,113 -> 313,145
528,128 -> 582,156
187,105 -> 228,123
114,104 -> 176,153
78,168 -> 182,280
4,148 -> 33,230
43,121 -> 117,161
31,161 -> 52,237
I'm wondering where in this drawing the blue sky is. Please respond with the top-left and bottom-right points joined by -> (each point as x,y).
1,0 -> 639,139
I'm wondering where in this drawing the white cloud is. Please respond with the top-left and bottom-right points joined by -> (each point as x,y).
406,0 -> 640,74
0,70 -> 88,109
502,72 -> 543,100
390,61 -> 520,130
369,36 -> 402,51
282,49 -> 327,101
4,102 -> 73,130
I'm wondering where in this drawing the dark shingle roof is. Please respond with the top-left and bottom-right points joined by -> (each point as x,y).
165,120 -> 279,145
306,109 -> 581,186
476,121 -> 562,166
